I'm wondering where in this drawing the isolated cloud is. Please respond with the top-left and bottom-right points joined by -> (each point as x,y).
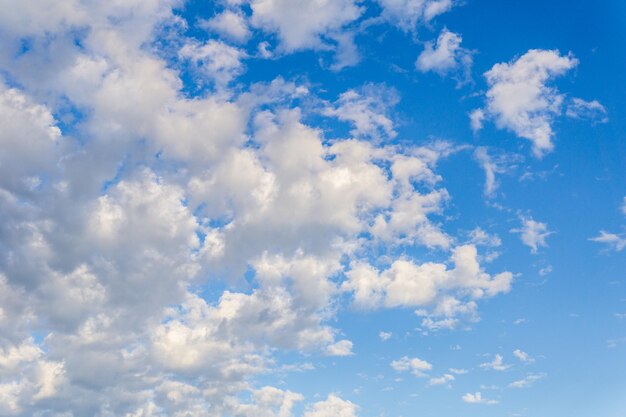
391,356 -> 433,377
416,28 -> 472,83
565,98 -> 608,123
479,354 -> 511,371
511,218 -> 552,253
590,231 -> 626,252
472,49 -> 580,157
462,392 -> 498,405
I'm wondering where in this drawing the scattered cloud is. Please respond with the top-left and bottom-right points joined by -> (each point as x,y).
416,28 -> 473,84
391,356 -> 433,377
480,354 -> 511,371
565,98 -> 608,123
590,231 -> 626,252
471,49 -> 585,157
379,331 -> 392,341
513,349 -> 535,363
429,373 -> 455,386
509,373 -> 546,388
511,217 -> 552,253
462,392 -> 498,405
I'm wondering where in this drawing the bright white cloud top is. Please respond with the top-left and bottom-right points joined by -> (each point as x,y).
0,1 -> 624,417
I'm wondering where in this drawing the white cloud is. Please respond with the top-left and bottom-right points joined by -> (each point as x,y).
479,354 -> 511,371
0,1 -> 525,415
511,218 -> 552,253
379,331 -> 392,341
345,245 -> 513,323
322,85 -> 398,140
201,10 -> 251,43
509,373 -> 546,388
621,197 -> 626,216
391,356 -> 433,377
428,373 -> 455,386
473,147 -> 503,197
565,98 -> 608,123
513,349 -> 534,363
179,39 -> 245,87
462,392 -> 498,405
590,231 -> 626,252
377,0 -> 455,32
469,227 -> 502,247
248,0 -> 362,52
472,49 -> 579,157
326,340 -> 354,357
303,394 -> 359,417
416,29 -> 472,83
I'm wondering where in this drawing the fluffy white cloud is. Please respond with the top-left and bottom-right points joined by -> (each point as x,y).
179,39 -> 246,87
428,373 -> 455,386
479,354 -> 511,371
345,245 -> 513,325
202,10 -> 251,43
0,83 -> 61,193
416,28 -> 472,83
0,1 -> 525,415
511,218 -> 552,253
322,85 -> 398,140
247,0 -> 362,52
513,349 -> 534,363
303,394 -> 359,417
472,49 -> 580,157
391,356 -> 432,377
379,331 -> 392,341
462,392 -> 498,405
377,0 -> 455,31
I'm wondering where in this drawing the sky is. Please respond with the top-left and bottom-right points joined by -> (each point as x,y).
0,1 -> 625,416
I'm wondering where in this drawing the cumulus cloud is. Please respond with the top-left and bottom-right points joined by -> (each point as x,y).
428,373 -> 455,386
201,10 -> 251,43
379,331 -> 392,341
513,349 -> 534,363
472,49 -> 586,157
511,218 -> 552,254
322,84 -> 399,140
179,39 -> 246,87
344,245 -> 513,326
479,354 -> 511,371
0,1 -> 524,415
248,0 -> 362,52
391,356 -> 433,377
416,28 -> 472,83
377,0 -> 455,31
303,394 -> 359,417
462,392 -> 498,405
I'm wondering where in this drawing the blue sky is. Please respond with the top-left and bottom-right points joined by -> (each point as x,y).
0,1 -> 624,416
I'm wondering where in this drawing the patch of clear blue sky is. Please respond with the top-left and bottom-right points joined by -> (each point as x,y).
167,1 -> 625,416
